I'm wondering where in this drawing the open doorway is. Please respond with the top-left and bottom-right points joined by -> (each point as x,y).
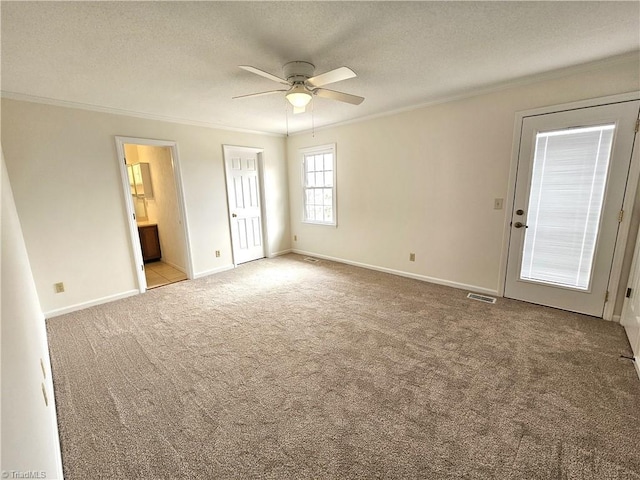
115,137 -> 193,291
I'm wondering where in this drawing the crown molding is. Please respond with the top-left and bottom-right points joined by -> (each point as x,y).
0,91 -> 286,138
3,51 -> 638,138
291,51 -> 640,137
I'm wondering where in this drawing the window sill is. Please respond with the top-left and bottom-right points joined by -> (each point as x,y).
302,220 -> 337,227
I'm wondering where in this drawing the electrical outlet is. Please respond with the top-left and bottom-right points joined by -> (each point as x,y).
294,235 -> 298,241
409,253 -> 416,262
215,250 -> 221,258
494,198 -> 504,210
54,282 -> 65,293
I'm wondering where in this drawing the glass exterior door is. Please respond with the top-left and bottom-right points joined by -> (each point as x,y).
504,101 -> 639,316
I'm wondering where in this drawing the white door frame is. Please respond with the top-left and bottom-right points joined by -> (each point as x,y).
222,145 -> 268,266
620,223 -> 640,379
499,91 -> 640,320
115,136 -> 194,292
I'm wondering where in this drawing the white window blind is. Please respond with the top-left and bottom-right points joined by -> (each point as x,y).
520,124 -> 615,290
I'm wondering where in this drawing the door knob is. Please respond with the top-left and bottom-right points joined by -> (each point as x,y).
514,222 -> 527,228
232,213 -> 237,218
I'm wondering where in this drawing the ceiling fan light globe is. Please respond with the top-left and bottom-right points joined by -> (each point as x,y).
286,85 -> 312,108
287,92 -> 312,108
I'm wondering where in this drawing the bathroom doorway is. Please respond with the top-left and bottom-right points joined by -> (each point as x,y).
115,137 -> 193,292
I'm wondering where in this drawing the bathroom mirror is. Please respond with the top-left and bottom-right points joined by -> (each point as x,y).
127,163 -> 153,222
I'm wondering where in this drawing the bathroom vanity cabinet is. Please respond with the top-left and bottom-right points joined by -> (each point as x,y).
138,224 -> 161,262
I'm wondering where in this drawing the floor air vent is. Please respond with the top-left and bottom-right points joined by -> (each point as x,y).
304,257 -> 320,263
467,293 -> 497,304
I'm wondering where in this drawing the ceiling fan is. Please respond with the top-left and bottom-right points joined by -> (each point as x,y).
233,61 -> 364,113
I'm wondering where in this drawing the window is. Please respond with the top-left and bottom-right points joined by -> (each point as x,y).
301,144 -> 336,226
520,124 -> 615,290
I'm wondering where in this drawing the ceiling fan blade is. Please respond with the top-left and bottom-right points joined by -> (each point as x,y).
232,89 -> 287,100
307,66 -> 356,87
314,88 -> 364,105
239,65 -> 289,85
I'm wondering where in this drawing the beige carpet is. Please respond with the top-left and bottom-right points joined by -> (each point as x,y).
47,254 -> 640,479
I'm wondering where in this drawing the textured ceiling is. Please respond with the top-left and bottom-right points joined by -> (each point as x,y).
2,1 -> 639,135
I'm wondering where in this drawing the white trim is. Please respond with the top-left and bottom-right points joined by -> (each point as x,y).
507,91 -> 640,120
166,141 -> 195,280
193,264 -> 235,279
1,90 -> 285,137
115,136 -> 196,292
604,110 -> 640,320
292,249 -> 498,296
300,143 -> 337,226
500,92 -> 640,320
222,145 -> 265,154
268,248 -> 293,258
114,138 -> 147,293
299,143 -> 337,154
222,145 -> 268,266
38,313 -> 65,479
3,53 -> 636,137
257,150 -> 270,260
612,314 -> 621,324
44,290 -> 139,318
3,53 -> 637,138
290,52 -> 640,137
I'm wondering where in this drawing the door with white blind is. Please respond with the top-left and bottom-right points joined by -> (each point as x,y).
504,101 -> 639,317
223,146 -> 265,265
620,225 -> 640,373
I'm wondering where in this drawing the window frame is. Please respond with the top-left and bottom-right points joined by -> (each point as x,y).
300,143 -> 337,226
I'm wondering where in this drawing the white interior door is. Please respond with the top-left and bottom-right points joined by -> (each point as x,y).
223,146 -> 265,265
621,225 -> 640,374
504,101 -> 640,317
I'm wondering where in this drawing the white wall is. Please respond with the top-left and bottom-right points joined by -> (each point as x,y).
3,56 -> 637,318
1,151 -> 63,478
1,100 -> 289,316
287,57 -> 640,297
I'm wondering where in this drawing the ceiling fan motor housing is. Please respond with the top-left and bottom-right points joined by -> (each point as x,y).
283,61 -> 315,84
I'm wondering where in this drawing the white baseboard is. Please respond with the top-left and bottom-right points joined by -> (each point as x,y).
292,249 -> 499,296
611,314 -> 621,323
268,248 -> 292,258
193,264 -> 235,279
44,289 -> 139,318
39,318 -> 65,480
633,358 -> 640,381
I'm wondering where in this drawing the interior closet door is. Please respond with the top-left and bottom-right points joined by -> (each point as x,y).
223,146 -> 266,265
